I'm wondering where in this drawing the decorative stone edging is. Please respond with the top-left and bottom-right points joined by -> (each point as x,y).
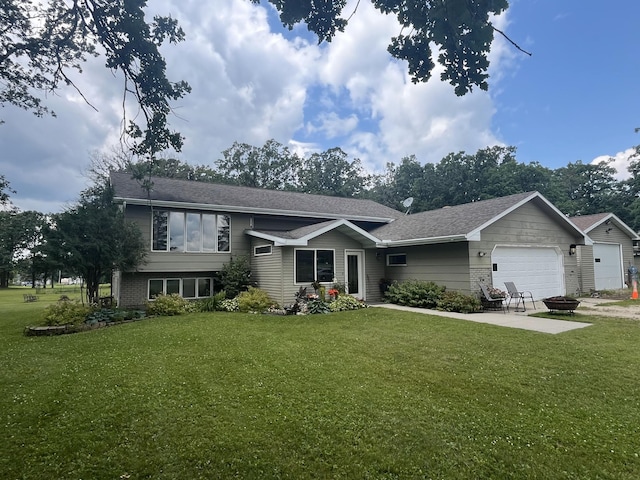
24,319 -> 142,336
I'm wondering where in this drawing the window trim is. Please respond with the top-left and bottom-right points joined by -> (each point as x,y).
254,244 -> 273,256
148,277 -> 214,300
294,248 -> 336,284
386,253 -> 407,266
151,209 -> 231,253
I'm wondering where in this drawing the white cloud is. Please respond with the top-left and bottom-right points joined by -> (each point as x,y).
591,148 -> 638,181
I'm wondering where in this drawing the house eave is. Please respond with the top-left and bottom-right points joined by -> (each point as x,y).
114,197 -> 397,223
380,234 -> 469,247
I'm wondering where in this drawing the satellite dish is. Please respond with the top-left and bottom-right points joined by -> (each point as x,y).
401,197 -> 414,215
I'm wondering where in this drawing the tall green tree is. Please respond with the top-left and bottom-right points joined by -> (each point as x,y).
45,183 -> 146,304
1,0 -> 190,155
255,0 -> 519,95
216,140 -> 302,190
298,147 -> 370,197
547,160 -> 619,216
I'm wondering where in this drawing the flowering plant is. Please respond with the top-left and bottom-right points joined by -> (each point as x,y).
487,286 -> 507,298
328,288 -> 339,297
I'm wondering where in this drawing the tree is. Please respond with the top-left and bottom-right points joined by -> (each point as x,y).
547,160 -> 619,216
0,175 -> 15,206
255,0 -> 520,95
1,1 -> 191,155
298,148 -> 371,197
45,183 -> 146,304
217,140 -> 302,190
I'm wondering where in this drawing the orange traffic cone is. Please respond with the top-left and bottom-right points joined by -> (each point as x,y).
633,280 -> 638,300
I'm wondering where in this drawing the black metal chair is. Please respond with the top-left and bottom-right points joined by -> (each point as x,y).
504,282 -> 536,312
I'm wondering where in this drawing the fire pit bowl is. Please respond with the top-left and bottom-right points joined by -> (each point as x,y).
542,296 -> 580,313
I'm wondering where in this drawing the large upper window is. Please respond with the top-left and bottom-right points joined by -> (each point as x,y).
152,210 -> 230,252
295,249 -> 335,283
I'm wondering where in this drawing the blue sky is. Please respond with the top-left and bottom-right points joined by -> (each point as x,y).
1,0 -> 638,213
490,1 -> 638,169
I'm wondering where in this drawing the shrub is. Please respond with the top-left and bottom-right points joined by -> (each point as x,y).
195,291 -> 227,312
237,287 -> 275,313
146,293 -> 190,316
384,280 -> 445,308
329,295 -> 368,312
42,301 -> 95,326
307,298 -> 331,314
85,308 -> 147,325
219,298 -> 239,312
218,256 -> 251,298
436,291 -> 482,314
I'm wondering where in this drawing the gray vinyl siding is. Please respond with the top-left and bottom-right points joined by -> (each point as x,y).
364,249 -> 386,302
124,204 -> 251,273
278,230 -> 366,305
470,201 -> 583,296
383,243 -> 471,293
250,239 -> 285,305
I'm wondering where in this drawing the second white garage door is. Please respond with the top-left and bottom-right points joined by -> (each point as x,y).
593,243 -> 623,290
491,246 -> 565,300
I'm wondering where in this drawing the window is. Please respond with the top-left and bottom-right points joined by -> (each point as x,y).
295,249 -> 334,283
387,253 -> 407,266
254,245 -> 272,256
152,210 -> 230,252
148,277 -> 214,300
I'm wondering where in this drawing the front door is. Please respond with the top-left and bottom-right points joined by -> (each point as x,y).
345,250 -> 365,299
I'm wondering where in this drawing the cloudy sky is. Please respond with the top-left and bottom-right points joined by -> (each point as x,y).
1,0 -> 639,213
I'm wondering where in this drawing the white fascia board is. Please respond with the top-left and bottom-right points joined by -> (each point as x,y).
246,219 -> 383,247
304,219 -> 382,245
584,213 -> 639,239
114,197 -> 397,223
244,230 -> 307,247
380,234 -> 468,247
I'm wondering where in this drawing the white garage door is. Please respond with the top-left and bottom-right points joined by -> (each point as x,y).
491,246 -> 564,300
593,243 -> 623,290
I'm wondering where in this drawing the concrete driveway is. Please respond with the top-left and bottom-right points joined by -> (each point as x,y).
373,303 -> 592,334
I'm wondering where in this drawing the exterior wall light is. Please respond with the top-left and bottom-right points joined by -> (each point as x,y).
478,251 -> 486,257
569,244 -> 577,256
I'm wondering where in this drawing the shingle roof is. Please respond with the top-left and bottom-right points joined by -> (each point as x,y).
569,212 -> 639,238
371,192 -> 539,241
110,172 -> 401,222
568,213 -> 611,232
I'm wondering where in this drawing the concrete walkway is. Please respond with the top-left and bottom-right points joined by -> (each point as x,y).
372,303 -> 592,334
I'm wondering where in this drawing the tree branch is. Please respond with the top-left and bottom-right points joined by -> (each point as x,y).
491,24 -> 532,56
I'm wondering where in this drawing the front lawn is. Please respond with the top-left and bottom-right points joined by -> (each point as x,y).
1,288 -> 639,479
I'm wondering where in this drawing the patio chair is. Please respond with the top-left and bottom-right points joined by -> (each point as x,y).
478,284 -> 507,313
504,282 -> 536,312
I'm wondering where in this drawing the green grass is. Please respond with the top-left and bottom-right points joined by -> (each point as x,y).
2,287 -> 640,479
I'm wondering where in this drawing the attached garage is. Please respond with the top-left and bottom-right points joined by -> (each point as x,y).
491,246 -> 565,300
593,243 -> 623,290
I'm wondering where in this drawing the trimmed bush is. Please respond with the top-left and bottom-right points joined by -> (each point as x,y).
436,291 -> 482,314
329,295 -> 368,312
237,287 -> 276,313
146,293 -> 190,316
42,301 -> 96,326
384,280 -> 445,308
